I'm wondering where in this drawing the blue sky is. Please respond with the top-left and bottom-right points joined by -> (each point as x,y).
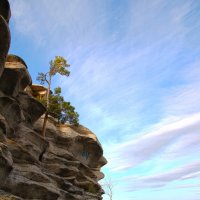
9,0 -> 200,199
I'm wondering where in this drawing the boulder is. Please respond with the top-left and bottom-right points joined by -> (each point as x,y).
59,126 -> 106,169
0,55 -> 32,97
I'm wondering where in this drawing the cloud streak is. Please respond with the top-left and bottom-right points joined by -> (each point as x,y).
106,113 -> 200,171
123,160 -> 200,191
9,0 -> 200,200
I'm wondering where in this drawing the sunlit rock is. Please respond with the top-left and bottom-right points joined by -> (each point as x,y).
0,55 -> 32,97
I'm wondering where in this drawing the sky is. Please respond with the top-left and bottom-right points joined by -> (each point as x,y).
8,0 -> 200,199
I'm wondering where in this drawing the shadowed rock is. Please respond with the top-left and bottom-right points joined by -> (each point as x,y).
0,143 -> 13,186
6,142 -> 40,165
2,172 -> 60,200
0,55 -> 32,97
17,92 -> 46,124
0,0 -> 11,23
0,97 -> 25,130
0,15 -> 10,77
14,124 -> 48,162
58,125 -> 107,170
0,1 -> 106,198
0,189 -> 22,200
0,114 -> 8,139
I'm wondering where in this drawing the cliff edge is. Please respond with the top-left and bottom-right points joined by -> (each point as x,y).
0,1 -> 107,199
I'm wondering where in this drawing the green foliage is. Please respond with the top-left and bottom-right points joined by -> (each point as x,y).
48,87 -> 79,125
36,72 -> 46,85
54,86 -> 61,94
36,56 -> 74,137
37,56 -> 70,85
61,101 -> 79,125
50,56 -> 70,76
87,183 -> 97,194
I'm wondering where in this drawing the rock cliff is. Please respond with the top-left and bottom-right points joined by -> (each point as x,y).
0,1 -> 107,199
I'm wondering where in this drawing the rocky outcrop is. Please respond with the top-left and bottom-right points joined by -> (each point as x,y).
0,1 -> 107,199
0,54 -> 32,96
0,112 -> 106,200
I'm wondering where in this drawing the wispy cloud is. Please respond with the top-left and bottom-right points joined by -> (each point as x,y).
10,0 -> 112,50
106,113 -> 200,171
9,0 -> 200,200
123,160 -> 200,191
11,0 -> 44,44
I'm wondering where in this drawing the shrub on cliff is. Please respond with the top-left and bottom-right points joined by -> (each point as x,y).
37,56 -> 70,137
46,87 -> 79,125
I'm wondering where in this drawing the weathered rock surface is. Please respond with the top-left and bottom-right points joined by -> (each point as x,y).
0,55 -> 32,97
17,92 -> 46,124
0,142 -> 13,185
0,118 -> 106,199
0,1 -> 107,199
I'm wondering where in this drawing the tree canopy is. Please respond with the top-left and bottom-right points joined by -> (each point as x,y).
36,56 -> 76,137
37,56 -> 70,85
48,87 -> 79,125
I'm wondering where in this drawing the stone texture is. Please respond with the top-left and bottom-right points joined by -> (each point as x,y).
0,0 -> 107,199
0,74 -> 107,200
0,114 -> 8,141
0,143 -> 13,186
0,97 -> 25,130
0,117 -> 106,199
0,189 -> 22,200
16,92 -> 46,124
0,55 -> 32,97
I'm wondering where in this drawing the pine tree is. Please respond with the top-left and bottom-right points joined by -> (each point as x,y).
37,56 -> 70,137
48,87 -> 79,125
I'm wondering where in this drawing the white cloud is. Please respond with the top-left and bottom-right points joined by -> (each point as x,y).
162,60 -> 200,117
123,160 -> 200,191
9,1 -> 200,199
106,113 -> 200,171
10,0 -> 110,49
181,171 -> 200,180
11,0 -> 44,44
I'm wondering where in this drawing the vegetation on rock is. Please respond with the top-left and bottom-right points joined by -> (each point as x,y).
37,56 -> 71,137
38,87 -> 79,125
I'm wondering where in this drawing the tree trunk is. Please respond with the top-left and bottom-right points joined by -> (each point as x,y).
41,75 -> 51,137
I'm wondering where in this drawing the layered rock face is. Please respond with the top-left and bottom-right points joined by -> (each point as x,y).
0,1 -> 107,199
